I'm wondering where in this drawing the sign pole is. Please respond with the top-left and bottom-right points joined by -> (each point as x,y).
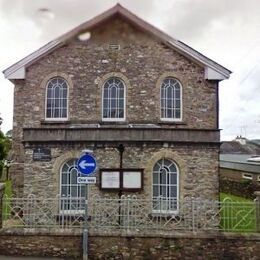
117,144 -> 124,225
77,150 -> 97,260
83,185 -> 88,260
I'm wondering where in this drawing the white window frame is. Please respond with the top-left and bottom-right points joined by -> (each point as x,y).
102,77 -> 126,122
45,77 -> 69,121
152,158 -> 179,214
59,158 -> 87,214
242,173 -> 253,180
160,77 -> 182,122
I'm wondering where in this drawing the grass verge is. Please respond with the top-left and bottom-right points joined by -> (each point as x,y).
220,192 -> 256,232
2,180 -> 12,221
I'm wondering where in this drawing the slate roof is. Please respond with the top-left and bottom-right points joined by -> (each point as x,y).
220,154 -> 260,174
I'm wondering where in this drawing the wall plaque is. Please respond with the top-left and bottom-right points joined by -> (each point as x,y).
33,148 -> 51,161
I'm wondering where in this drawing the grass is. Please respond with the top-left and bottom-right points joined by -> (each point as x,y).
220,193 -> 253,203
2,180 -> 12,221
4,179 -> 12,198
220,193 -> 256,232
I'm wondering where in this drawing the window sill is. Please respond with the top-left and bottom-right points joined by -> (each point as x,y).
55,214 -> 91,222
148,213 -> 181,220
41,120 -> 71,125
158,121 -> 187,125
99,121 -> 129,125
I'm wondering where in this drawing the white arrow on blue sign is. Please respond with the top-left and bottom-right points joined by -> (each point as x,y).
77,153 -> 97,175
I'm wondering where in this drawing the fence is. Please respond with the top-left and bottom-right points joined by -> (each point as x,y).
2,195 -> 258,233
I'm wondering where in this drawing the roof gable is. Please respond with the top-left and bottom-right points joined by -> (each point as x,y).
3,4 -> 231,80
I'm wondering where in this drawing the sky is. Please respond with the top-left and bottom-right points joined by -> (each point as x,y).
0,0 -> 259,140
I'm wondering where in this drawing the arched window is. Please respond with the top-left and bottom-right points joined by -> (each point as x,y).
60,159 -> 86,212
102,77 -> 125,121
152,158 -> 179,213
46,77 -> 68,120
160,78 -> 182,121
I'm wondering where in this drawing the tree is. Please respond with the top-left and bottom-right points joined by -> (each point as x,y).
0,118 -> 12,179
0,131 -> 7,175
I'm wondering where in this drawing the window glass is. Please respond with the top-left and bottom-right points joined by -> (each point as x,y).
103,77 -> 125,120
161,78 -> 182,120
46,77 -> 68,119
60,159 -> 87,212
152,158 -> 179,212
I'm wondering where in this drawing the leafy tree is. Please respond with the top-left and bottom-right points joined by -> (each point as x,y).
0,118 -> 12,179
0,131 -> 7,175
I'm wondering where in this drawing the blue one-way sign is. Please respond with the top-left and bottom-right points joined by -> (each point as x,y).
77,153 -> 97,175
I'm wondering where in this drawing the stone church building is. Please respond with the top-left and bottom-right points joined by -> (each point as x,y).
3,4 -> 230,214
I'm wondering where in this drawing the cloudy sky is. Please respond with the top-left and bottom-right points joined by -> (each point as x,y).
0,0 -> 259,140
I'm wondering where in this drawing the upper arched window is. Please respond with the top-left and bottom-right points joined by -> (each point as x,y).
152,158 -> 179,213
160,78 -> 182,121
102,77 -> 125,121
45,77 -> 68,120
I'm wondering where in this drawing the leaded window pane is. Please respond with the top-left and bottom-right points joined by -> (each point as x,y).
160,78 -> 182,120
102,77 -> 125,120
118,109 -> 124,118
170,186 -> 177,197
153,186 -> 159,197
175,110 -> 181,118
46,77 -> 68,119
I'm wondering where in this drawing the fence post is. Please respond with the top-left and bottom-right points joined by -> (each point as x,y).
254,191 -> 260,233
0,183 -> 5,229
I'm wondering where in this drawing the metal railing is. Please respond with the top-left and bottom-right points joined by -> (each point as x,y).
2,195 -> 258,233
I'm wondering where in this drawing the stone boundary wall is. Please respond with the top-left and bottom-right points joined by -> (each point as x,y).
0,230 -> 259,259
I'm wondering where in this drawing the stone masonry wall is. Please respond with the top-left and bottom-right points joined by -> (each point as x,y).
14,17 -> 218,130
11,16 -> 219,197
0,230 -> 259,259
23,143 -> 219,200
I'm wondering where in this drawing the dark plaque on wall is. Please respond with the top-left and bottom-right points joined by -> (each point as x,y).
33,148 -> 51,161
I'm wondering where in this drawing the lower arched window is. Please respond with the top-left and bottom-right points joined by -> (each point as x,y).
60,159 -> 87,213
152,158 -> 179,213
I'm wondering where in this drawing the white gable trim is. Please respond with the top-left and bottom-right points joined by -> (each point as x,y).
3,40 -> 61,79
205,67 -> 227,80
7,67 -> 25,79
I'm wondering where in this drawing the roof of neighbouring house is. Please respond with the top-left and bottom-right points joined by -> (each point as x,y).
3,3 -> 231,80
220,154 -> 260,173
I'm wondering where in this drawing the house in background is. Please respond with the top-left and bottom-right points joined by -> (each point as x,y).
220,136 -> 260,198
3,4 -> 230,213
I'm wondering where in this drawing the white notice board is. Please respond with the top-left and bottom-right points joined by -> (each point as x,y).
123,171 -> 142,189
101,171 -> 120,189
